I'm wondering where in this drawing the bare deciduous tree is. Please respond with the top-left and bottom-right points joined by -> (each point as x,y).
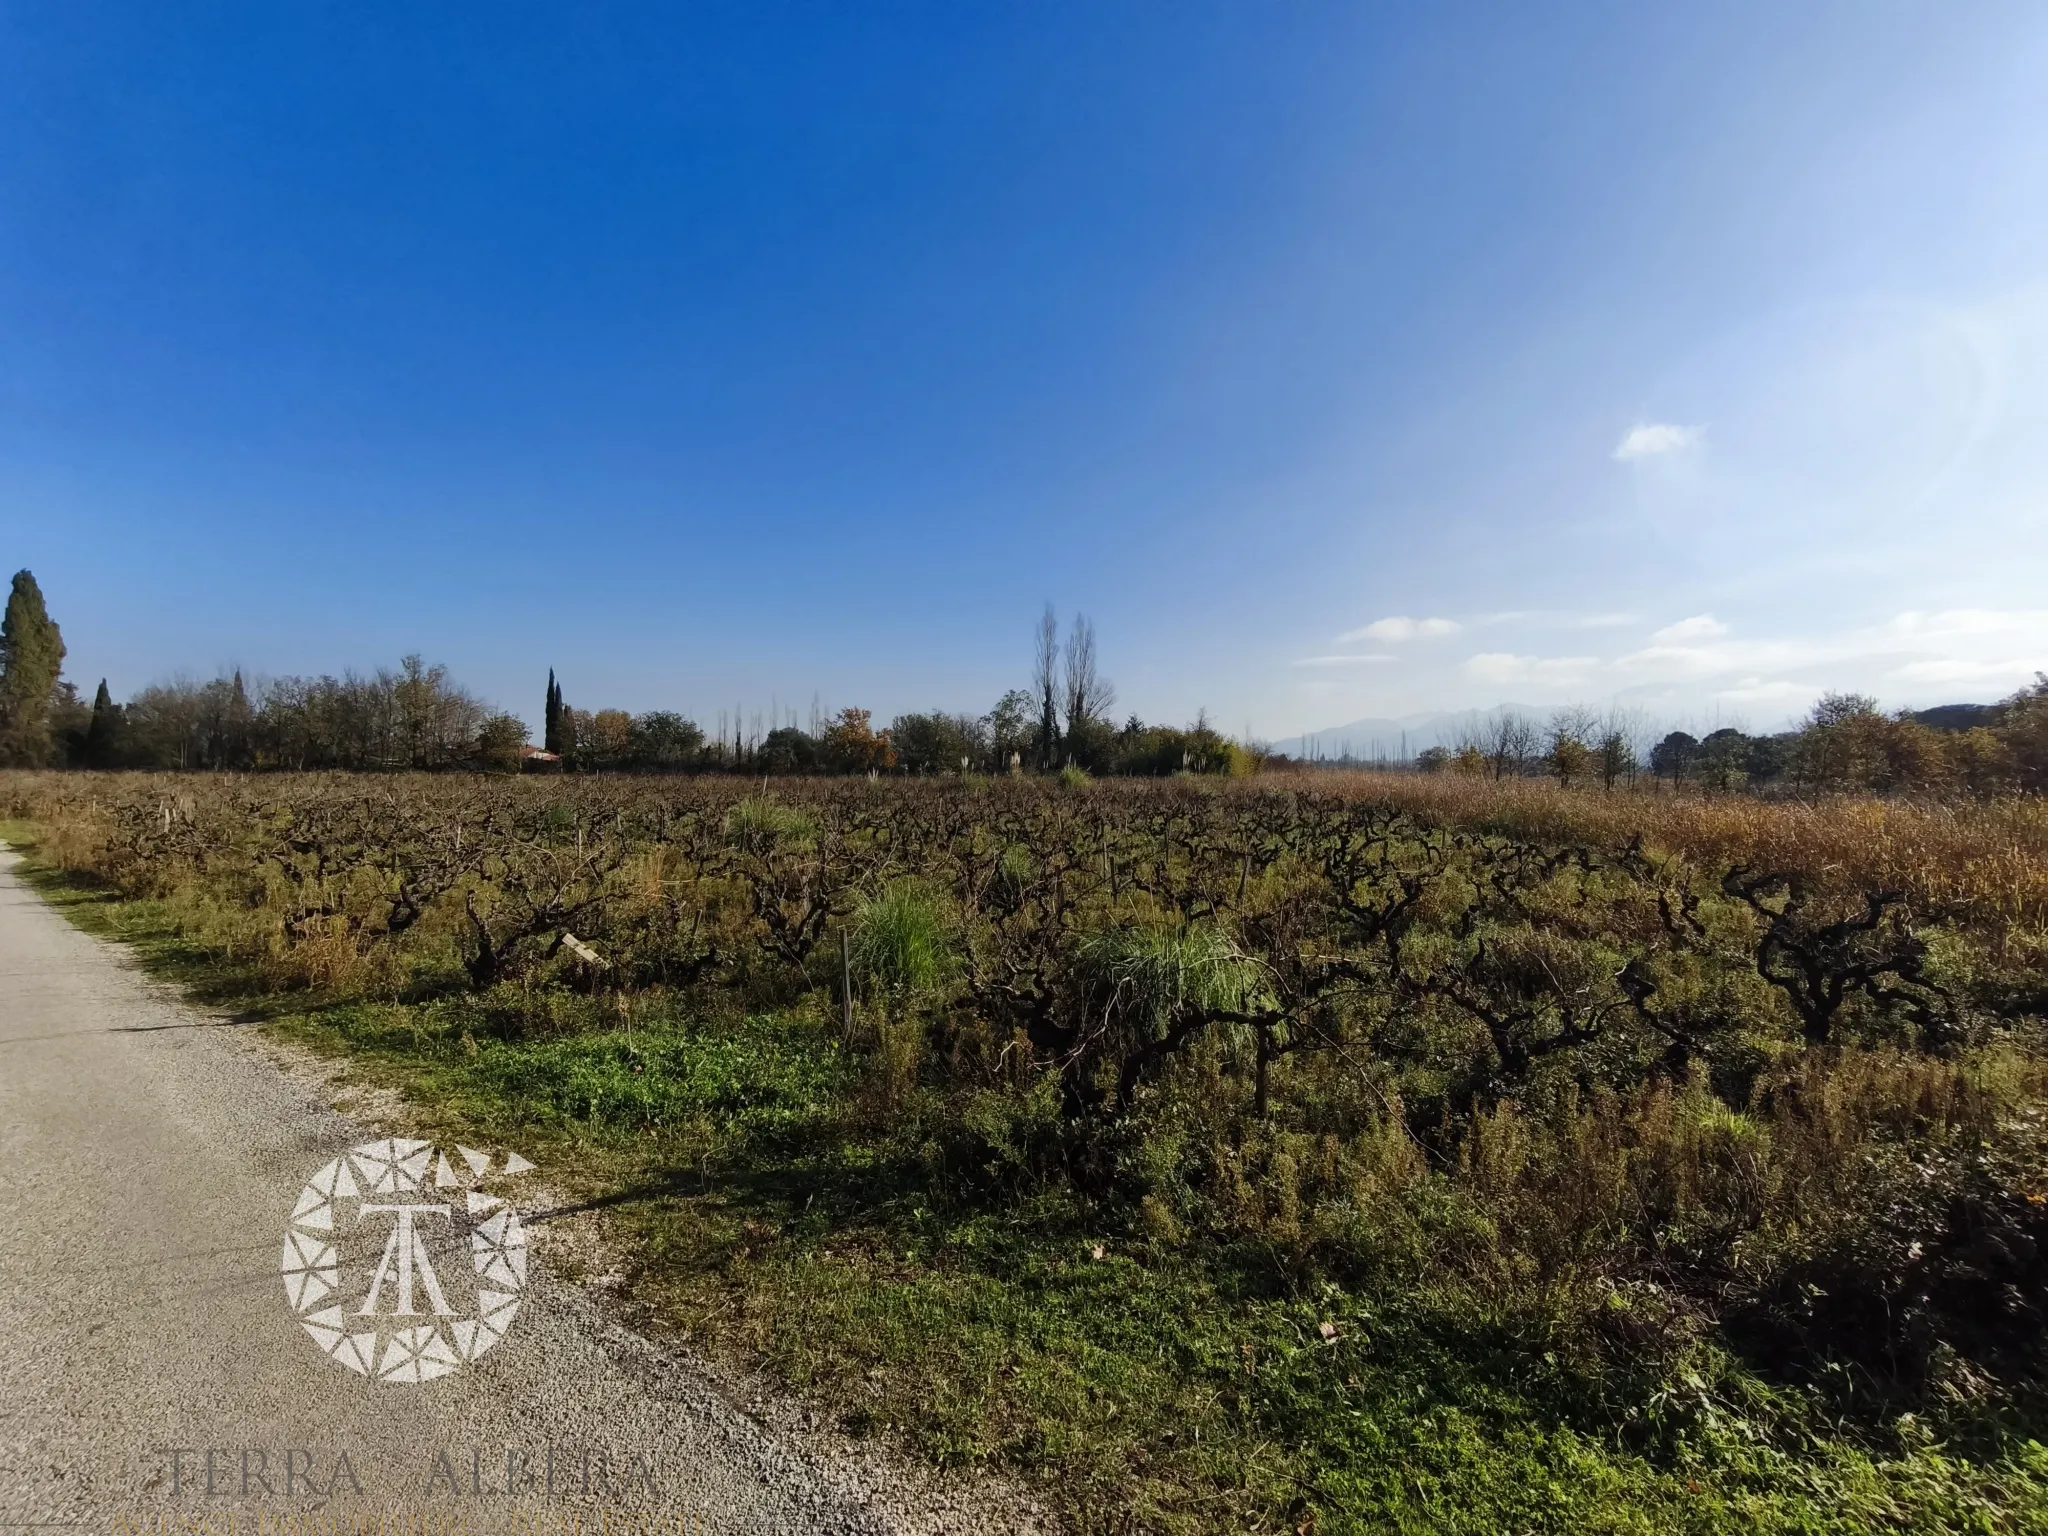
1597,705 -> 1647,791
1486,710 -> 1539,780
1063,613 -> 1115,741
1033,604 -> 1062,770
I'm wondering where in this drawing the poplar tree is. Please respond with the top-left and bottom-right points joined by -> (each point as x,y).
0,570 -> 66,767
1032,605 -> 1060,770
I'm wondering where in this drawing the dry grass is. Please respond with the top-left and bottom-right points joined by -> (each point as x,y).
1292,770 -> 2048,937
6,769 -> 2048,1531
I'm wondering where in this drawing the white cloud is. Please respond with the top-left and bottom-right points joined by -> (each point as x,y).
1480,610 -> 1637,630
1615,638 -> 1819,677
1464,652 -> 1599,684
1613,422 -> 1703,460
1882,609 -> 2048,641
1889,657 -> 2043,684
1285,606 -> 2043,732
1598,607 -> 2046,700
1338,616 -> 1460,643
1649,614 -> 1729,644
1712,678 -> 1815,704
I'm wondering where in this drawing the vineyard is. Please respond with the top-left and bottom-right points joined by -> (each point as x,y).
6,770 -> 2048,1533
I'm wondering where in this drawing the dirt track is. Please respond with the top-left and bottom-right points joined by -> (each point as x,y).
0,848 -> 1012,1535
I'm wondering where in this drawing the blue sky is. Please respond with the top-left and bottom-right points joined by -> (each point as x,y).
3,2 -> 2046,740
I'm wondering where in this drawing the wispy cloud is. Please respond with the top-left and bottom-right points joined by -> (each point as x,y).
1338,616 -> 1460,643
1882,609 -> 2048,641
1713,678 -> 1816,705
1889,657 -> 2043,684
1615,637 -> 1818,677
1649,614 -> 1729,644
1464,652 -> 1599,684
1612,422 -> 1703,461
1479,610 -> 1637,630
1292,608 -> 2045,726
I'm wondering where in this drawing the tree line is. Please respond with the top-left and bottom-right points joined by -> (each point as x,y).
1641,691 -> 2038,795
1406,689 -> 2044,797
5,565 -> 2039,792
0,576 -> 1252,778
0,570 -> 524,772
534,606 -> 1253,777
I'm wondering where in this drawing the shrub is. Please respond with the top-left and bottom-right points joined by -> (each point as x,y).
851,880 -> 957,997
9,765 -> 2047,1448
725,796 -> 818,849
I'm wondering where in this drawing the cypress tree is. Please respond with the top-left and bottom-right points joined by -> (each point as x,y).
0,570 -> 66,767
84,679 -> 122,768
228,669 -> 253,768
544,669 -> 563,756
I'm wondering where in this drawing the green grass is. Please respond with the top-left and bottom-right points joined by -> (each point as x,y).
6,825 -> 2045,1534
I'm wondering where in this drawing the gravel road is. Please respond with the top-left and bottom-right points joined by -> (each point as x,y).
0,848 -> 1022,1536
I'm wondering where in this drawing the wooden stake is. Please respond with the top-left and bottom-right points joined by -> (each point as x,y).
840,928 -> 854,1045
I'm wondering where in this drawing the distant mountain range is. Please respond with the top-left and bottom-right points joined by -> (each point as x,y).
1272,708 -> 1537,762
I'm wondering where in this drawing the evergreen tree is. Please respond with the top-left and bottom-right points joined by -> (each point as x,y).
0,570 -> 66,767
544,669 -> 563,756
84,679 -> 124,768
227,669 -> 253,768
50,681 -> 90,765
